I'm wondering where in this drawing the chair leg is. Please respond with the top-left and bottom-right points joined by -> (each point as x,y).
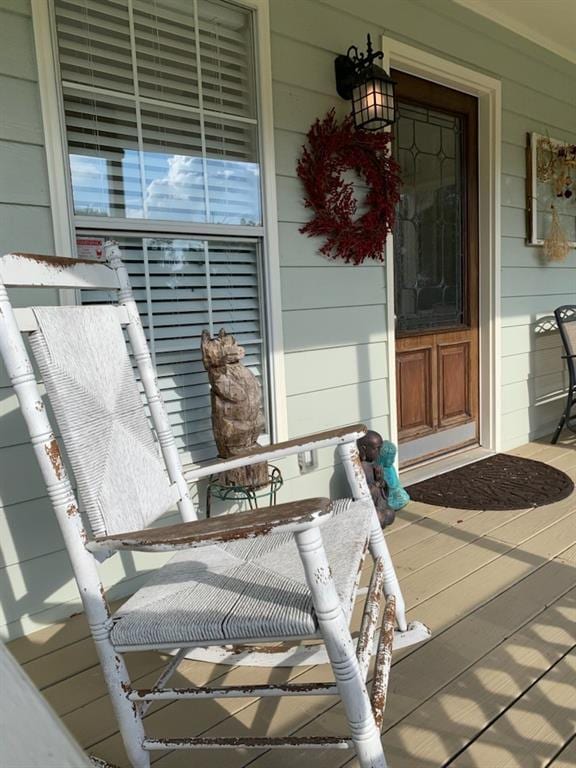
551,388 -> 575,444
339,442 -> 408,632
367,514 -> 408,632
551,413 -> 566,444
93,630 -> 150,768
295,525 -> 388,768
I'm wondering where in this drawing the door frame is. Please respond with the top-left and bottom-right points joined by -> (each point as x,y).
382,38 -> 502,456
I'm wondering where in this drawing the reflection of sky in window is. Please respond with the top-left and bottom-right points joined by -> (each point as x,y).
70,150 -> 261,225
70,155 -> 110,216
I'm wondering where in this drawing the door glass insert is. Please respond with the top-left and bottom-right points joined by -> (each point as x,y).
394,102 -> 464,333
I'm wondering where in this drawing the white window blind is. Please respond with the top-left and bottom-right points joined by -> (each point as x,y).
52,0 -> 270,464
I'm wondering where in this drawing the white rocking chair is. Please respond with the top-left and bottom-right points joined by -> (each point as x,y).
0,243 -> 429,768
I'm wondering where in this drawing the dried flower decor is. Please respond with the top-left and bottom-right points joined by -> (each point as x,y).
536,135 -> 576,199
527,132 -> 575,257
543,205 -> 571,262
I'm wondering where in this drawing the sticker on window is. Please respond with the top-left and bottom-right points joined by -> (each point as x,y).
76,238 -> 105,261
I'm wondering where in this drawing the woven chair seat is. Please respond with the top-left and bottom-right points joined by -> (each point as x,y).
110,499 -> 373,649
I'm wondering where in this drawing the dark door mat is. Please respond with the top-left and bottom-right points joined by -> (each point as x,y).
406,453 -> 574,510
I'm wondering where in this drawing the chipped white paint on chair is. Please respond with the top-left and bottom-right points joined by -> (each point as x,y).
0,244 -> 429,768
339,441 -> 408,631
0,265 -> 150,768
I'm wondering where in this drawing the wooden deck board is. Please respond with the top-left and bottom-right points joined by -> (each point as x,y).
6,438 -> 576,768
366,589 -> 576,767
223,543 -> 576,768
452,650 -> 576,767
547,736 -> 576,768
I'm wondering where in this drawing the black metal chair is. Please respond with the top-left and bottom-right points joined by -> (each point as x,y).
552,305 -> 576,444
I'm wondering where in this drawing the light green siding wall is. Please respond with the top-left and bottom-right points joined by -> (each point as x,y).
270,0 -> 576,455
0,0 -> 63,639
0,0 -> 574,639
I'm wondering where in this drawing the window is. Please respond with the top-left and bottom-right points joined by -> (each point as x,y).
50,0 -> 271,463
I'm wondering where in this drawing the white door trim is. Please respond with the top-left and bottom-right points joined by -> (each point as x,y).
382,38 -> 502,455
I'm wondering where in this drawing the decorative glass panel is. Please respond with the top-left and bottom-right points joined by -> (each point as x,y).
394,101 -> 465,333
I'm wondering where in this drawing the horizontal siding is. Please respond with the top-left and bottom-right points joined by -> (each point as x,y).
501,294 -> 576,328
0,75 -> 44,145
288,379 -> 389,435
0,142 -> 50,205
285,342 -> 388,396
502,347 -> 565,386
0,204 -> 55,254
502,109 -> 576,148
501,237 -> 574,269
501,268 -> 574,297
283,304 -> 388,352
281,265 -> 387,310
0,496 -> 65,568
502,372 -> 569,416
501,401 -> 565,451
0,1 -> 61,644
0,0 -> 30,15
0,7 -> 37,80
502,325 -> 563,357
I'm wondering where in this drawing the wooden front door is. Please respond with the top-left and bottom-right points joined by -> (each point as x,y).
393,72 -> 479,467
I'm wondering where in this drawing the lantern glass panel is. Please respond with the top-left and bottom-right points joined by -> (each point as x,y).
352,74 -> 395,130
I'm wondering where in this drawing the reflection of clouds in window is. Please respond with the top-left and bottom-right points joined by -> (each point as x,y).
144,154 -> 206,221
70,155 -> 110,216
160,241 -> 188,290
142,153 -> 261,225
71,149 -> 261,225
122,150 -> 144,219
206,158 -> 261,226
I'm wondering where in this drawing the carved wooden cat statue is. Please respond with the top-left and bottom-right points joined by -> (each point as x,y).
201,328 -> 268,488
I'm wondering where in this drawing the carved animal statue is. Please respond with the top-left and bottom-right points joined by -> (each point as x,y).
201,329 -> 268,488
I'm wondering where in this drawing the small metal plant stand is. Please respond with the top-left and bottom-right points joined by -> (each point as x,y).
205,465 -> 283,518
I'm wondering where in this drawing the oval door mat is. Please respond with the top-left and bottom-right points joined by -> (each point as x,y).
406,453 -> 574,510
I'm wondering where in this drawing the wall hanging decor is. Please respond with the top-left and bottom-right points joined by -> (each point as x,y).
297,109 -> 401,265
527,132 -> 576,260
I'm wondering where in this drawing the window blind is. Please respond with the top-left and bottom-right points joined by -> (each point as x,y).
84,235 -> 266,462
53,0 -> 271,463
56,0 -> 261,226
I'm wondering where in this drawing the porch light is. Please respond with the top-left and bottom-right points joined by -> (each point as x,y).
334,34 -> 397,131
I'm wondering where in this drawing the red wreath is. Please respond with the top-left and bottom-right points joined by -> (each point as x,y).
297,109 -> 401,265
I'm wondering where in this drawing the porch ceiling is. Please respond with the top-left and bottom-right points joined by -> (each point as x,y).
452,0 -> 576,64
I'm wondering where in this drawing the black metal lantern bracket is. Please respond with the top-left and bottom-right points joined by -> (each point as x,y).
335,34 -> 385,101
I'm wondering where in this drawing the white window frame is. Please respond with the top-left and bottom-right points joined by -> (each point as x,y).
31,0 -> 289,458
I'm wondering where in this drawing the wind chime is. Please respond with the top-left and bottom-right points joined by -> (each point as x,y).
537,136 -> 576,261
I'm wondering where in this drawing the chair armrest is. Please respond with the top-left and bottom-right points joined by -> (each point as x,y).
185,424 -> 367,482
86,498 -> 332,554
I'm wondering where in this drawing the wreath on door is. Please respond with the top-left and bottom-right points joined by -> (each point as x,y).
297,109 -> 401,265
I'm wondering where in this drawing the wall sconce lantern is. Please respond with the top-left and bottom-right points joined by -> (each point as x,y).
335,34 -> 397,131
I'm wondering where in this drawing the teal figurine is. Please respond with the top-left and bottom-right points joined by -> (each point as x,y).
378,440 -> 410,511
357,430 -> 410,527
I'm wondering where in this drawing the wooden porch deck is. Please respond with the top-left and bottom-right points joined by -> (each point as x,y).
7,436 -> 576,768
